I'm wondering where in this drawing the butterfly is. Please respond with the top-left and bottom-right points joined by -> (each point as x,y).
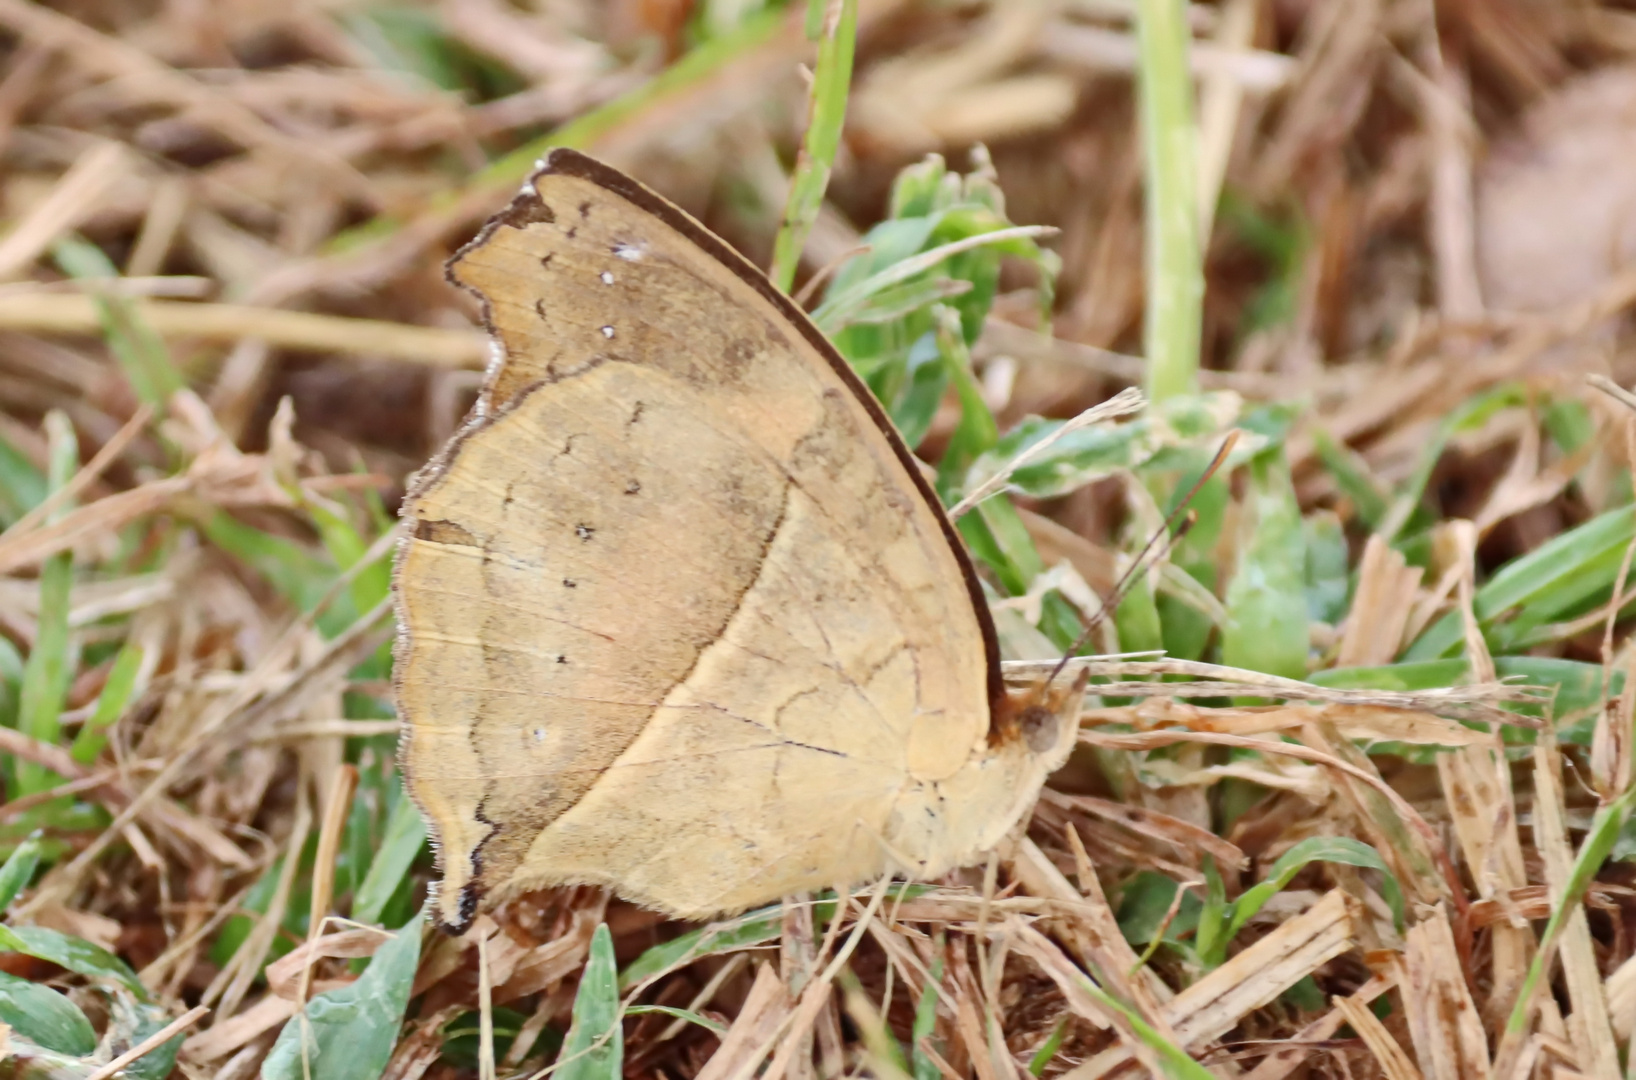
393,149 -> 1084,932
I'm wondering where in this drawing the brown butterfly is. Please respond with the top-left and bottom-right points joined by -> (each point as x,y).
393,150 -> 1084,932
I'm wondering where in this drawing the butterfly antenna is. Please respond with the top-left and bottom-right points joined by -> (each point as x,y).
1044,431 -> 1240,687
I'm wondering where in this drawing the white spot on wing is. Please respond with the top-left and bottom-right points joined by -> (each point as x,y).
601,325 -> 615,339
600,271 -> 614,285
613,242 -> 644,261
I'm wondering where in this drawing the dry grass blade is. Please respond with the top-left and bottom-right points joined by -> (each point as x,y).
0,140 -> 127,280
0,294 -> 488,365
1333,990 -> 1422,1080
1531,745 -> 1620,1079
1399,909 -> 1490,1080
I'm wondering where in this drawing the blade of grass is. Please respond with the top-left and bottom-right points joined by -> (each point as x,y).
351,779 -> 428,927
0,832 -> 43,908
812,226 -> 1055,335
15,413 -> 78,798
1027,1018 -> 1069,1077
622,1005 -> 726,1035
769,0 -> 858,293
1499,781 -> 1636,1065
51,238 -> 181,408
910,943 -> 944,1080
69,643 -> 142,766
1137,0 -> 1203,402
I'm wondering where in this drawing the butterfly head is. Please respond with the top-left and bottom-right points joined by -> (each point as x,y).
995,667 -> 1088,769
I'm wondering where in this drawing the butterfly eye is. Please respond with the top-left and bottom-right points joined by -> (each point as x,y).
1017,705 -> 1059,754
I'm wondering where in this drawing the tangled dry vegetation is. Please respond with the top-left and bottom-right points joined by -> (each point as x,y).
7,2 -> 1636,1080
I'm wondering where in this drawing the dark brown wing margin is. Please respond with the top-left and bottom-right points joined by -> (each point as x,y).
539,148 -> 1006,722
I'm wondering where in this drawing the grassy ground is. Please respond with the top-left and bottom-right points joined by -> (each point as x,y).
4,1 -> 1636,1079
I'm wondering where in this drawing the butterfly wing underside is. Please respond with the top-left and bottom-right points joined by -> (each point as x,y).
394,150 -> 1014,929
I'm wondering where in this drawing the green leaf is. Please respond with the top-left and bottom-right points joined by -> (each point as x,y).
557,924 -> 622,1080
1506,781 -> 1636,1039
1078,978 -> 1215,1080
1115,872 -> 1200,947
352,780 -> 427,926
0,971 -> 97,1055
0,925 -> 146,1000
200,510 -> 355,635
1303,512 -> 1350,626
883,332 -> 950,449
302,495 -> 392,627
261,912 -> 423,1080
0,833 -> 44,909
109,992 -> 190,1080
964,415 -> 1146,503
1221,452 -> 1307,680
933,306 -> 998,482
813,226 -> 1045,337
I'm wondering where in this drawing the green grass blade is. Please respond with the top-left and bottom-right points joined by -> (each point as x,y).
812,226 -> 1051,336
769,0 -> 858,292
619,906 -> 784,990
1027,1018 -> 1069,1077
0,431 -> 46,526
69,644 -> 143,766
352,780 -> 428,927
910,946 -> 945,1080
0,832 -> 43,909
1136,0 -> 1202,402
622,1005 -> 726,1034
15,413 -> 78,798
52,238 -> 182,408
1080,980 -> 1215,1080
261,911 -> 424,1080
557,923 -> 622,1080
1504,783 -> 1636,1040
1405,504 -> 1636,660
